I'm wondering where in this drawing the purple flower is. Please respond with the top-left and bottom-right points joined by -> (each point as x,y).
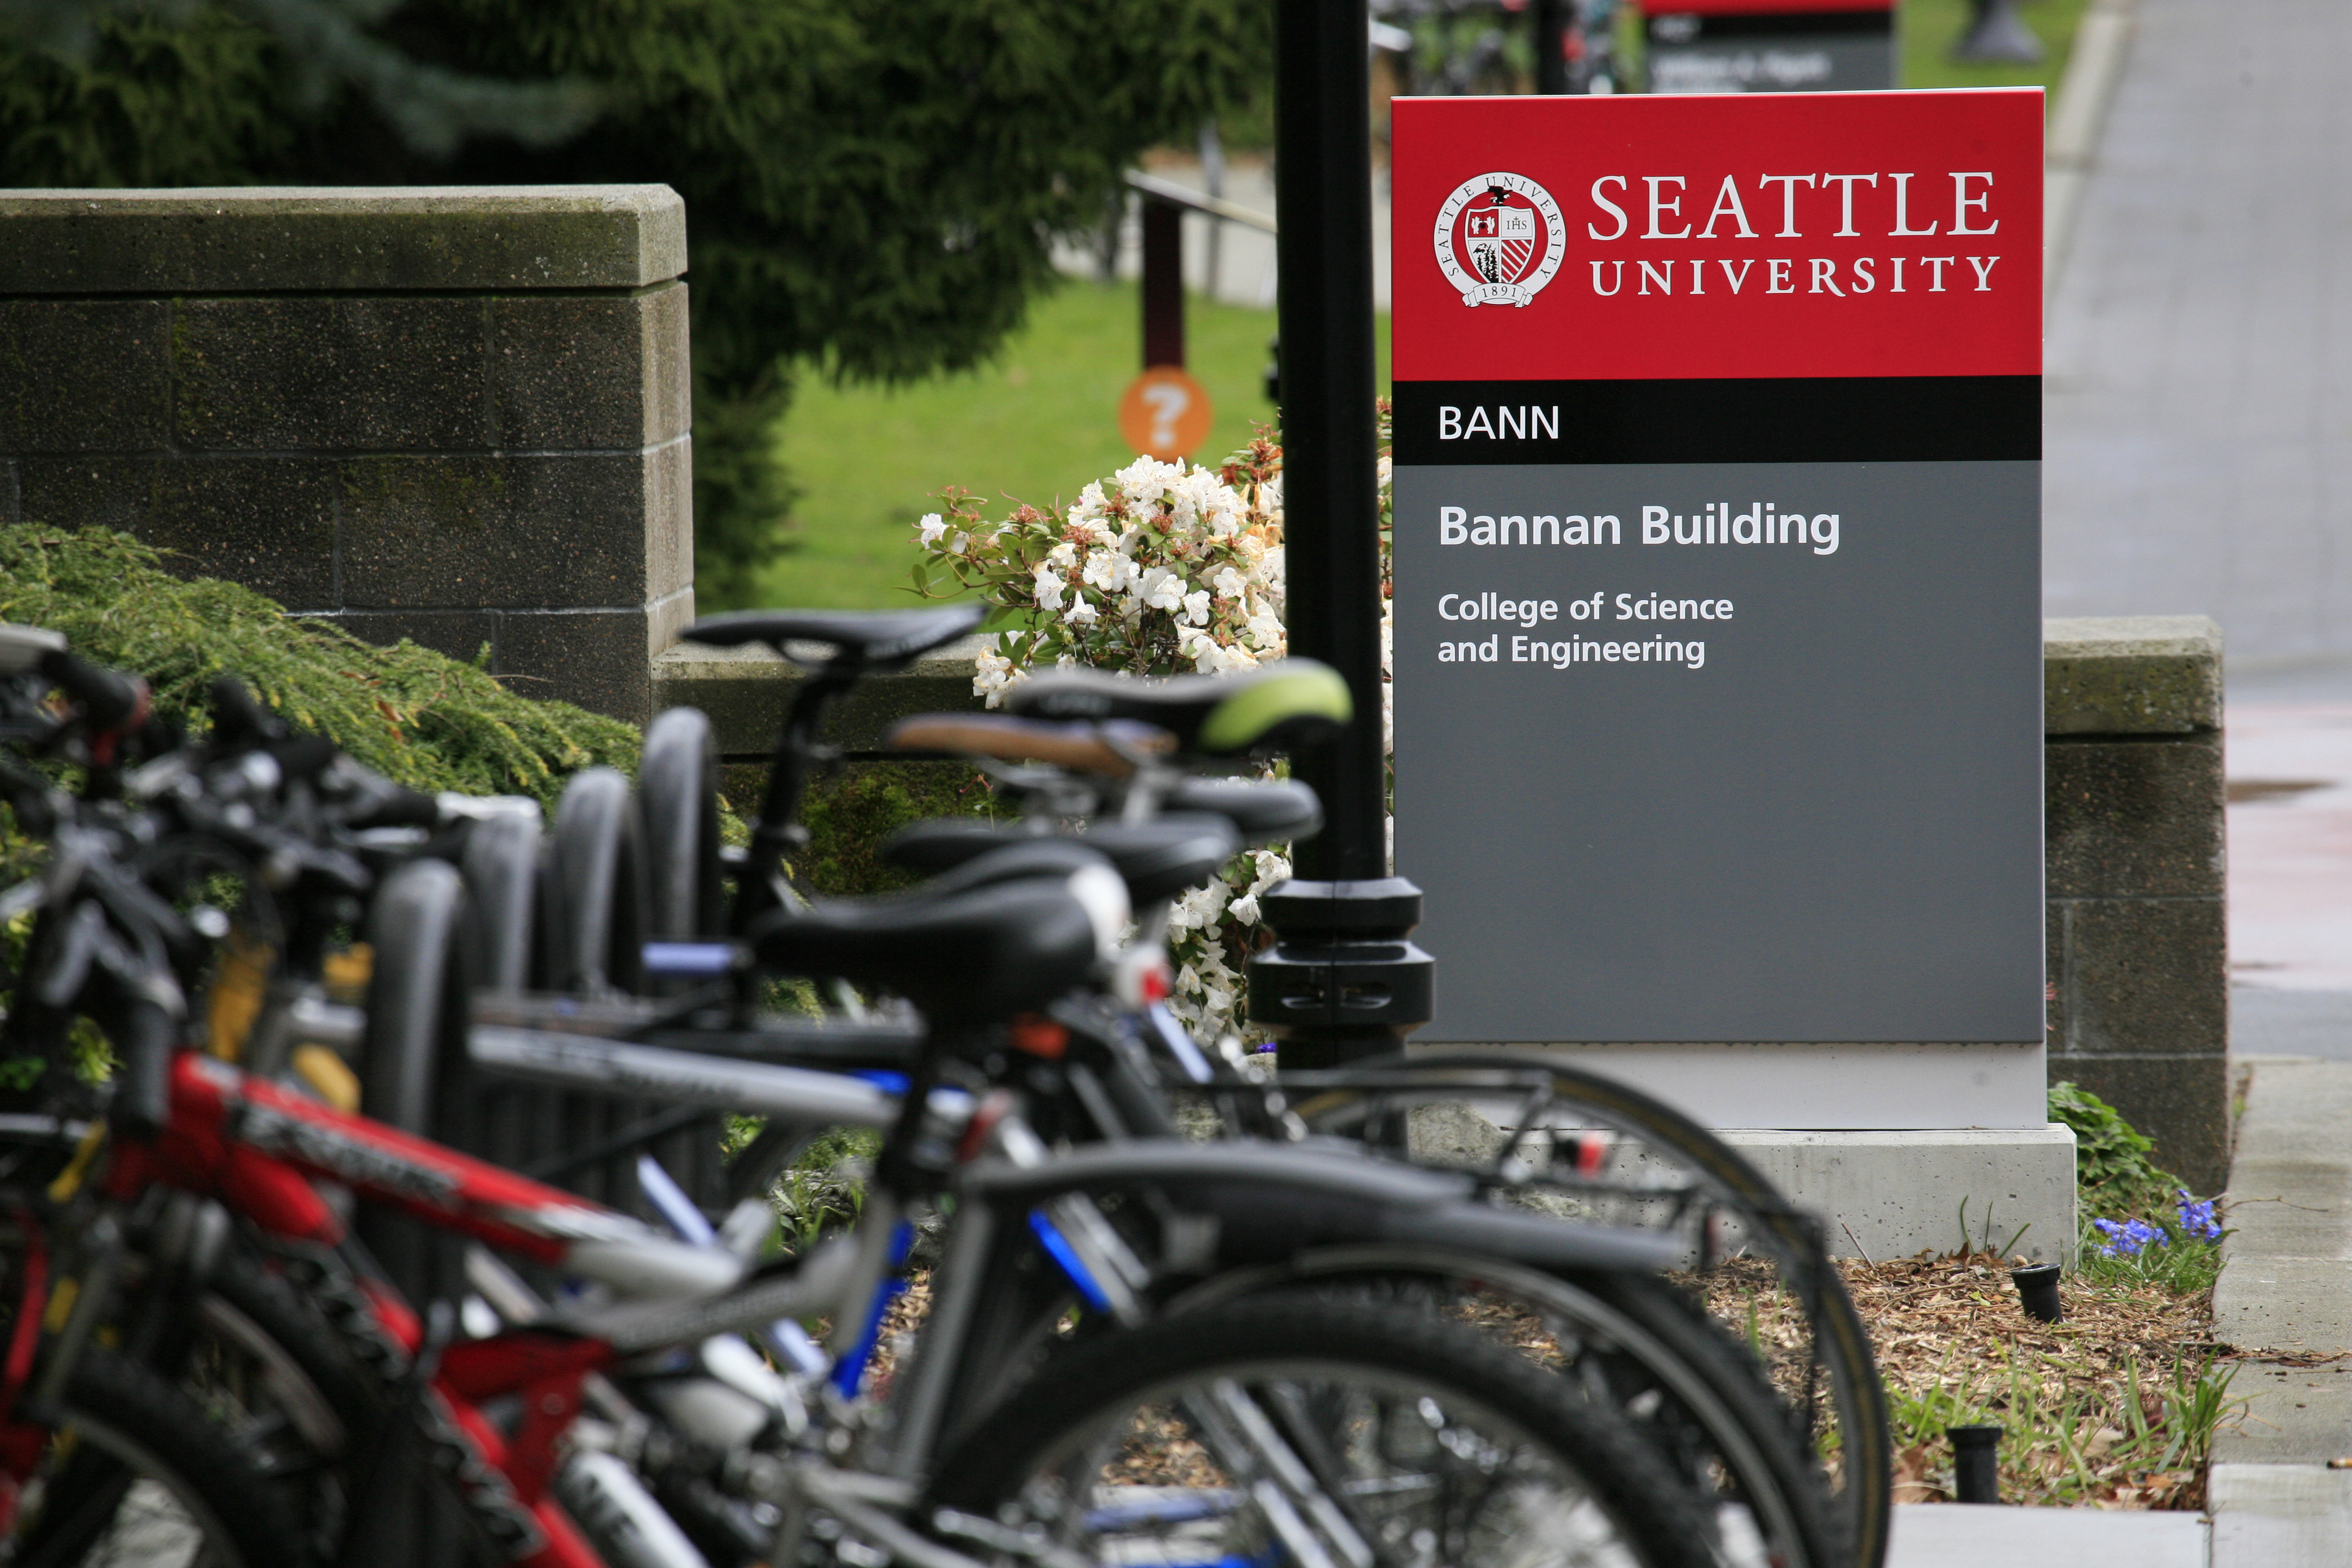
2175,1189 -> 2223,1243
2092,1217 -> 2167,1258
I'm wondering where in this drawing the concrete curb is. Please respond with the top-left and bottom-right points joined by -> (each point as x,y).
2045,0 -> 2138,298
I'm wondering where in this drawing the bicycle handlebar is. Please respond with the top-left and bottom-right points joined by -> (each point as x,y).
347,784 -> 443,830
38,648 -> 147,735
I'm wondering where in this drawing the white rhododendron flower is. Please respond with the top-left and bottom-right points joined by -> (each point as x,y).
1082,549 -> 1134,593
907,428 -> 1392,1042
1138,566 -> 1186,613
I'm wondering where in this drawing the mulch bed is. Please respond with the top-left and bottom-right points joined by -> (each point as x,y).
1705,1251 -> 2224,1509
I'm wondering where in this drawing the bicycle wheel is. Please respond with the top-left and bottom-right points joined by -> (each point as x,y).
1281,1052 -> 1892,1568
134,1263 -> 356,1560
929,1295 -> 1716,1568
8,1346 -> 310,1567
1162,1254 -> 1836,1568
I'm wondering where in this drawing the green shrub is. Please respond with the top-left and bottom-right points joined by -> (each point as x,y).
0,523 -> 638,810
2049,1079 -> 2184,1217
794,761 -> 1002,898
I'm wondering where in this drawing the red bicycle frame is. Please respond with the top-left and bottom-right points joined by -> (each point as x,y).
80,1051 -> 738,1567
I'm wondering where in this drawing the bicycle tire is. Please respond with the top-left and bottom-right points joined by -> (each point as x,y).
633,709 -> 731,1207
458,810 -> 562,1217
12,1346 -> 311,1567
1287,1050 -> 1892,1568
639,708 -> 727,944
355,859 -> 474,1304
176,1263 -> 369,1561
459,811 -> 540,995
534,767 -> 655,1210
930,1294 -> 1717,1568
1158,1251 -> 1837,1568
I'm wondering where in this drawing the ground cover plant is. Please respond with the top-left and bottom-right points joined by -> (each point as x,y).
0,522 -> 639,808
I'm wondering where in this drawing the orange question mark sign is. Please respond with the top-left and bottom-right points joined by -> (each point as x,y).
1118,367 -> 1215,460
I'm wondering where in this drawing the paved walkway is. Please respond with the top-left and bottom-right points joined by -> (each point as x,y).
2225,673 -> 2352,1062
2209,1056 -> 2352,1566
2043,0 -> 2352,671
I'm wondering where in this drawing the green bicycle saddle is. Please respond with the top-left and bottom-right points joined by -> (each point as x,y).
1005,659 -> 1352,757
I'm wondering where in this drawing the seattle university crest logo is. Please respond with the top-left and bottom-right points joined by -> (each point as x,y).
1434,173 -> 1564,308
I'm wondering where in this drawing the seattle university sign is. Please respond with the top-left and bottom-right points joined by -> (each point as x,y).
1390,90 -> 2045,1045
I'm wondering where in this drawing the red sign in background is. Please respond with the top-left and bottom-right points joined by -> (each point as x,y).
1391,90 -> 2042,383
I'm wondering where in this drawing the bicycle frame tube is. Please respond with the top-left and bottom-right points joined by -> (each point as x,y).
83,1049 -> 914,1567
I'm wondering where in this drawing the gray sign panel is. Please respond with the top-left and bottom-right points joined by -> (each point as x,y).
1392,459 -> 2043,1044
1647,34 -> 1897,94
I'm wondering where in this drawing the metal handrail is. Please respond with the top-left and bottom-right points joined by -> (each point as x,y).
1123,170 -> 1278,235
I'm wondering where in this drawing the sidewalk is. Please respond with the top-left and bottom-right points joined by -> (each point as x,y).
2207,1056 -> 2352,1565
2042,0 -> 2352,669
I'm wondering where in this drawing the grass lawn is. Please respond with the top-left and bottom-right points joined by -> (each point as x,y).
1901,0 -> 2094,96
760,280 -> 1391,611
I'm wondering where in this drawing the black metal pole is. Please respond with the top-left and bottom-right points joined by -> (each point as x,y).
1251,0 -> 1434,1068
1274,0 -> 1384,883
1140,198 -> 1185,368
1533,0 -> 1570,95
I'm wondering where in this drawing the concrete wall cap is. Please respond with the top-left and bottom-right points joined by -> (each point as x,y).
2043,614 -> 2222,735
652,633 -> 990,678
0,185 -> 686,292
652,635 -> 992,754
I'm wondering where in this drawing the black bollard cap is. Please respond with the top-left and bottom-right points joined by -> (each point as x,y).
1949,1423 -> 2004,1505
2010,1262 -> 2063,1324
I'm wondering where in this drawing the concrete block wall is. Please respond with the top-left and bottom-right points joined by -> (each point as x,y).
2043,615 -> 2229,1193
0,186 -> 690,722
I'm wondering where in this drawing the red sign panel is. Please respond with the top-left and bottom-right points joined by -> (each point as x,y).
1391,90 -> 2043,383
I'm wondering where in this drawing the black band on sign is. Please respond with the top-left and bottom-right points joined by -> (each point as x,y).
1646,12 -> 1895,41
1392,376 -> 2042,466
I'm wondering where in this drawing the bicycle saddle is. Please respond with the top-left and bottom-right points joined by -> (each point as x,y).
884,713 -> 1176,777
746,860 -> 1119,1025
1004,659 -> 1351,756
682,604 -> 984,670
883,814 -> 1241,908
1161,777 -> 1322,846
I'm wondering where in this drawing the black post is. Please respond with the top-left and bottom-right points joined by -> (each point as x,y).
1952,0 -> 2043,64
1533,0 -> 1570,95
1250,0 -> 1434,1068
1140,198 -> 1186,368
1272,0 -> 1382,881
1949,1425 -> 2003,1504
